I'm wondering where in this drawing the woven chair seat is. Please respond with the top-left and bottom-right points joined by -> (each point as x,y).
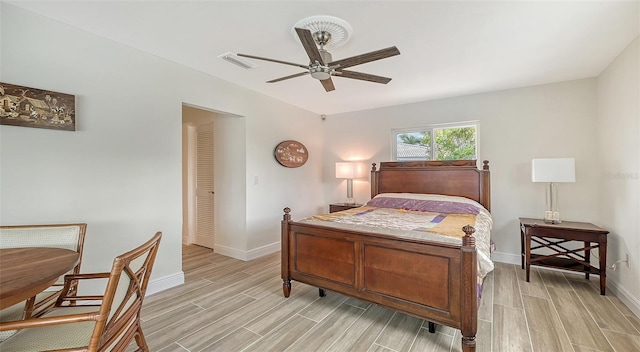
0,306 -> 97,351
0,292 -> 56,342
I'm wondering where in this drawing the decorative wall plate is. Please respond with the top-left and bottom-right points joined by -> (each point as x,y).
274,140 -> 308,168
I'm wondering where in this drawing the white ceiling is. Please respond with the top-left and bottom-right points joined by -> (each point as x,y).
7,1 -> 639,115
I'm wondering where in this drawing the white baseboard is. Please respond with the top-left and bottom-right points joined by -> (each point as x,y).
146,271 -> 184,296
491,251 -> 521,265
246,242 -> 280,260
214,244 -> 246,260
214,241 -> 280,261
606,278 -> 640,318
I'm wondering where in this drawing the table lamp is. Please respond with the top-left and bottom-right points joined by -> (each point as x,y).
531,158 -> 575,224
335,161 -> 366,204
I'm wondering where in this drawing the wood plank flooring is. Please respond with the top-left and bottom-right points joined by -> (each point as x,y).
137,245 -> 640,352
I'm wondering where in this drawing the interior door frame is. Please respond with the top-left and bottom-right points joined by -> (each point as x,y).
185,123 -> 196,245
182,106 -> 216,247
182,103 -> 244,253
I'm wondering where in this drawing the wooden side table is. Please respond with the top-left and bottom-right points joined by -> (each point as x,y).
519,217 -> 609,295
329,203 -> 363,213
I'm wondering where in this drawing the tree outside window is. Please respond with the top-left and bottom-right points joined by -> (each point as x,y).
394,123 -> 477,161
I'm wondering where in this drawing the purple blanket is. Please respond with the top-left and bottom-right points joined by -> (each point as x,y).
366,197 -> 480,214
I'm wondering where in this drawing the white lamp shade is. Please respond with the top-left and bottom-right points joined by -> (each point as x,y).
531,158 -> 576,183
335,162 -> 367,179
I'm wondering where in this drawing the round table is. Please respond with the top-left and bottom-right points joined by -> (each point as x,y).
0,247 -> 80,309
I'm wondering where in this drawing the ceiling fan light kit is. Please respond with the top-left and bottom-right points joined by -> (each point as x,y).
235,15 -> 400,92
310,66 -> 331,80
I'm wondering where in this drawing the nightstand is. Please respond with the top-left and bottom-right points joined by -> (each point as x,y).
329,203 -> 363,213
520,217 -> 609,295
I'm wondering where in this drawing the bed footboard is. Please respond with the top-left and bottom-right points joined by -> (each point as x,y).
281,208 -> 478,352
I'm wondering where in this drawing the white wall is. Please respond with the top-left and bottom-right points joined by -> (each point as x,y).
323,78 -> 601,264
245,100 -> 325,254
0,4 -> 324,294
212,112 -> 248,255
596,36 -> 640,315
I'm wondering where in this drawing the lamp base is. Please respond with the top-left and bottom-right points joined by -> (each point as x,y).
345,179 -> 354,205
544,211 -> 561,224
543,183 -> 562,224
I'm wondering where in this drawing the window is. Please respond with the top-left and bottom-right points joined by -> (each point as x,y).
392,122 -> 478,161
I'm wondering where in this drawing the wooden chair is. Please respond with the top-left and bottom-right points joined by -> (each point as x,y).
0,223 -> 87,340
0,231 -> 162,352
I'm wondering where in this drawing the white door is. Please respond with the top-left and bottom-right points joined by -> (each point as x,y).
194,122 -> 215,249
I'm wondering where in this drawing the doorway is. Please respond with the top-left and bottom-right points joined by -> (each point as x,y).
182,105 -> 216,249
181,103 -> 246,257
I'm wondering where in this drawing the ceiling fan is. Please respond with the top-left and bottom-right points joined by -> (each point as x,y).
236,16 -> 400,92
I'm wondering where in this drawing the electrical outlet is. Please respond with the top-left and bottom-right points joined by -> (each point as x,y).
626,253 -> 630,269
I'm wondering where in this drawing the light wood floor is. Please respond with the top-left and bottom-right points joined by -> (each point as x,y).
137,245 -> 640,352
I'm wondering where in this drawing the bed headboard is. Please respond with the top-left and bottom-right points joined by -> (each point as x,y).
370,160 -> 491,211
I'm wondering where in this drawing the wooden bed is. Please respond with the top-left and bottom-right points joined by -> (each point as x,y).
281,160 -> 491,352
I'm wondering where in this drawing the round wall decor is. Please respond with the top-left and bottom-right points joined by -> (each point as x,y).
274,140 -> 308,168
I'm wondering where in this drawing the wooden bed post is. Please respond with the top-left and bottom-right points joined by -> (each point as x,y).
370,163 -> 378,197
461,225 -> 478,352
281,207 -> 292,298
481,160 -> 491,212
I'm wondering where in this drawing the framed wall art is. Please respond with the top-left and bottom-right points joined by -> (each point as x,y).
0,82 -> 76,131
274,140 -> 308,168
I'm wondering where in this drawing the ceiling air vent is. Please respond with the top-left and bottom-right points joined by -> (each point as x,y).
218,52 -> 257,69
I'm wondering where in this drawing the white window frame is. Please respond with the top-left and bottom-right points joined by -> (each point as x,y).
391,121 -> 480,161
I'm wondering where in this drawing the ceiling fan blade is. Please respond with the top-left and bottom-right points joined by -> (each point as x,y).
237,53 -> 308,69
295,27 -> 325,65
335,70 -> 392,84
320,78 -> 335,92
267,72 -> 310,83
329,46 -> 400,69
